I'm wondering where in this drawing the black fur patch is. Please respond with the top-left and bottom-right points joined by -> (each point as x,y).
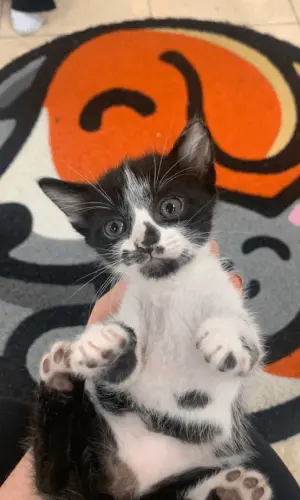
96,385 -> 134,414
141,252 -> 193,279
32,379 -> 116,498
96,386 -> 220,444
142,222 -> 160,247
102,324 -> 137,384
219,352 -> 237,372
177,390 -> 211,409
147,412 -> 222,443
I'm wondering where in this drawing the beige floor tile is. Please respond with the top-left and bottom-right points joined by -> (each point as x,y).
254,23 -> 300,46
0,0 -> 150,37
150,0 -> 296,25
290,0 -> 300,21
0,36 -> 54,69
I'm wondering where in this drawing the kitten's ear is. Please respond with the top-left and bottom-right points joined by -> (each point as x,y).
168,118 -> 215,184
38,177 -> 92,235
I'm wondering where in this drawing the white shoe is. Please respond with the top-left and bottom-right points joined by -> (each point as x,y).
11,9 -> 45,35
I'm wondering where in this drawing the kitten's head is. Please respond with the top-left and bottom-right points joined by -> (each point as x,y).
39,119 -> 216,279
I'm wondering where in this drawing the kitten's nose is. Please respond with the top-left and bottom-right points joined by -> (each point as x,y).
136,245 -> 153,255
140,222 -> 160,247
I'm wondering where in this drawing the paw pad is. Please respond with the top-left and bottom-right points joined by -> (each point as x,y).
214,468 -> 271,500
40,341 -> 73,391
70,322 -> 131,377
226,470 -> 241,482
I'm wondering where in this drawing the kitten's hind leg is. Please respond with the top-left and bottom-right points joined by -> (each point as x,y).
34,342 -> 108,499
187,468 -> 272,500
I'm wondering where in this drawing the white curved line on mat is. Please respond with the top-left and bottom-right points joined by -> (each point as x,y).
0,108 -> 81,241
272,432 -> 300,485
244,371 -> 300,413
159,28 -> 296,158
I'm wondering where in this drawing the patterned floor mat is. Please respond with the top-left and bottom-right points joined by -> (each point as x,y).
0,18 -> 299,480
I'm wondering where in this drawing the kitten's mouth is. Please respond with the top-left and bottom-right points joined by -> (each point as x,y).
139,254 -> 166,272
140,251 -> 193,279
122,248 -> 193,278
142,255 -> 162,265
122,248 -> 165,267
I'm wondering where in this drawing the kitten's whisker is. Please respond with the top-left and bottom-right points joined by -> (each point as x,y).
184,196 -> 216,226
67,266 -> 106,302
211,230 -> 258,236
68,165 -> 105,198
157,116 -> 175,183
88,267 -> 121,318
158,152 -> 190,189
152,147 -> 159,189
158,165 -> 192,191
95,183 -> 116,209
71,267 -> 100,286
61,201 -> 112,209
88,273 -> 116,317
68,164 -> 115,209
66,205 -> 112,214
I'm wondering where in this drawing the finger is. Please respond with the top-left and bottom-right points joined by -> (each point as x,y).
230,273 -> 243,292
88,281 -> 127,325
210,240 -> 219,257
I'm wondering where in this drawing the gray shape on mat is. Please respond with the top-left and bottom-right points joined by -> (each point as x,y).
0,56 -> 46,109
214,200 -> 300,337
0,301 -> 32,354
0,276 -> 96,311
10,232 -> 96,265
0,119 -> 16,148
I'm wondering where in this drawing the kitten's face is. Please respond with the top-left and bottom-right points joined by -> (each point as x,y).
39,119 -> 216,280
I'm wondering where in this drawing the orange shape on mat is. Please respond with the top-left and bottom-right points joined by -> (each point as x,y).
265,348 -> 300,379
44,28 -> 298,198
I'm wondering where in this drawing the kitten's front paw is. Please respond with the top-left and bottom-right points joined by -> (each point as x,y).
212,467 -> 271,500
196,318 -> 257,376
40,341 -> 73,391
71,321 -> 135,378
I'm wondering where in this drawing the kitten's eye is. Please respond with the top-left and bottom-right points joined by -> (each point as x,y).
159,197 -> 184,219
104,219 -> 125,239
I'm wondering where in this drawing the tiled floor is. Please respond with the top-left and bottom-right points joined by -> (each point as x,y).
1,0 -> 300,68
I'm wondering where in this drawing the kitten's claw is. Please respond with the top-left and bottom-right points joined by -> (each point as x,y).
196,318 -> 259,376
40,341 -> 73,391
71,321 -> 134,378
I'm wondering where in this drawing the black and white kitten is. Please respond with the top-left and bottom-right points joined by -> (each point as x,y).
34,119 -> 271,500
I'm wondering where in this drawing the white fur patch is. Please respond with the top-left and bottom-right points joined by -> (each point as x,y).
124,166 -> 151,208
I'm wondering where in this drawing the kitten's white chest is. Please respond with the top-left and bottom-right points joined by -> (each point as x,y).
120,272 -> 241,429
